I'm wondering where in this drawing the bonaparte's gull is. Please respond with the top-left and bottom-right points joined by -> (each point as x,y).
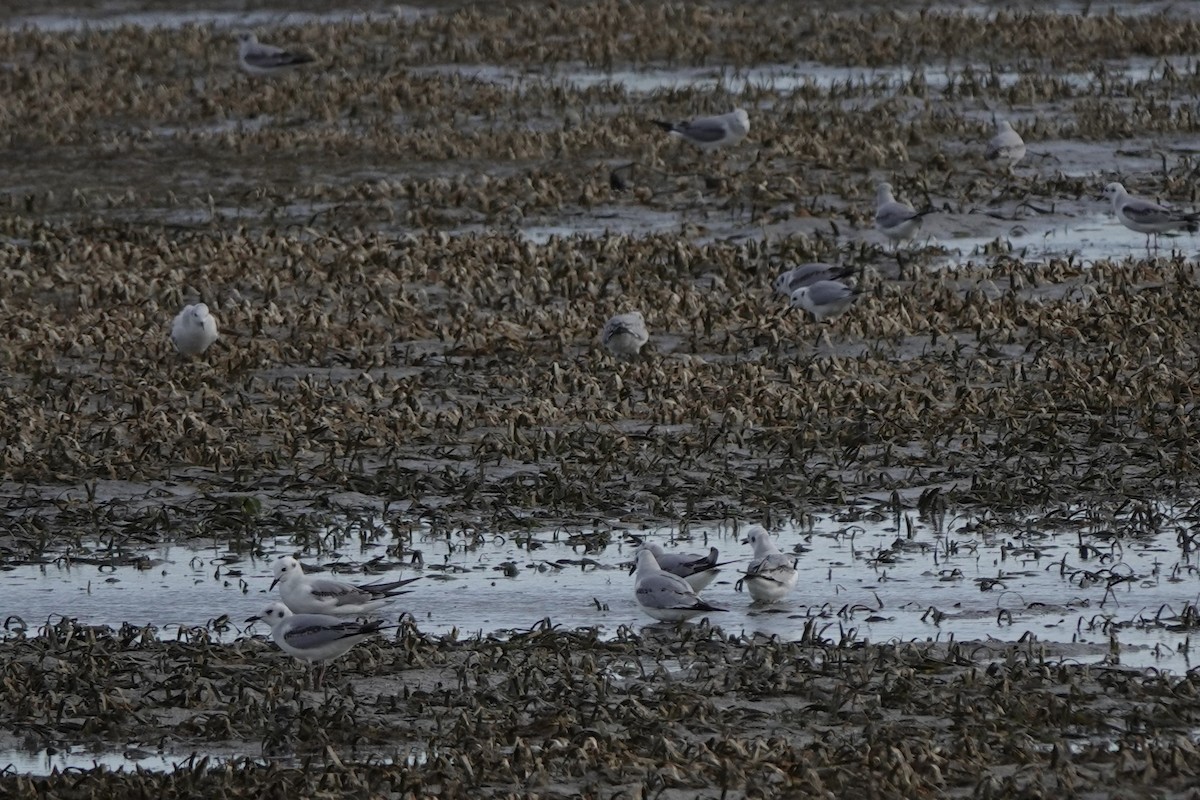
789,280 -> 861,322
1102,182 -> 1199,249
271,556 -> 420,616
740,526 -> 798,604
639,544 -> 731,593
652,109 -> 750,151
601,310 -> 650,357
633,550 -> 726,622
237,32 -> 315,76
984,119 -> 1026,173
170,303 -> 219,356
875,182 -> 932,246
772,263 -> 857,297
245,602 -> 388,687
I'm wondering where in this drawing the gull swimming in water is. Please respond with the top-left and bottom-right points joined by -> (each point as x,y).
773,263 -> 857,297
270,556 -> 421,616
245,602 -> 388,687
1102,182 -> 1199,250
634,549 -> 727,622
601,310 -> 649,358
237,32 -> 315,76
170,303 -> 219,356
875,182 -> 932,247
984,119 -> 1026,173
652,108 -> 750,151
637,544 -> 732,593
740,526 -> 798,604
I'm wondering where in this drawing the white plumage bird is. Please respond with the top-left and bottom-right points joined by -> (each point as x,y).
270,556 -> 421,616
170,303 -> 220,356
1102,182 -> 1199,249
652,108 -> 750,151
600,310 -> 650,358
236,32 -> 315,76
640,544 -> 731,593
789,280 -> 861,322
773,263 -> 857,297
984,119 -> 1026,173
633,549 -> 727,622
245,602 -> 388,687
740,526 -> 798,604
875,182 -> 932,246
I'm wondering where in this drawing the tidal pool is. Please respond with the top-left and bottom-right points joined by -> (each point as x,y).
5,505 -> 1198,674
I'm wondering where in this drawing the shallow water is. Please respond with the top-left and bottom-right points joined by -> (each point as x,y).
1,743 -> 427,777
417,56 -> 1196,97
931,211 -> 1198,266
5,508 -> 1197,674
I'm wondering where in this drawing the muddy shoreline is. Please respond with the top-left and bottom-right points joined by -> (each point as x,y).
5,0 -> 1200,796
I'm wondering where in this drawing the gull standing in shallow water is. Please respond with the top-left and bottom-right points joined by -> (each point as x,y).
639,544 -> 732,593
245,602 -> 388,688
601,310 -> 649,358
271,555 -> 421,616
984,119 -> 1026,173
772,263 -> 857,297
1102,182 -> 1199,250
740,526 -> 798,604
652,108 -> 750,152
170,303 -> 219,356
875,182 -> 932,247
634,549 -> 727,622
236,32 -> 315,76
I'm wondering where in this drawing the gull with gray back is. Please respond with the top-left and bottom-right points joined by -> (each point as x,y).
639,543 -> 732,593
984,119 -> 1026,173
875,182 -> 932,246
1102,182 -> 1199,249
245,602 -> 388,687
773,263 -> 857,297
652,109 -> 750,152
740,526 -> 798,604
170,303 -> 219,356
237,32 -> 315,76
633,549 -> 727,622
601,310 -> 650,358
271,555 -> 420,616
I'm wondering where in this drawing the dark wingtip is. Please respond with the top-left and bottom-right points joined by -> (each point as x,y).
833,264 -> 858,281
651,119 -> 676,132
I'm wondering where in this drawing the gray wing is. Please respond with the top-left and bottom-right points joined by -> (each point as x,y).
747,553 -> 796,581
602,321 -> 634,343
1121,197 -> 1181,224
305,576 -> 377,606
655,548 -> 730,579
244,46 -> 312,70
676,117 -> 730,143
602,315 -> 647,343
281,615 -> 373,649
985,130 -> 1024,160
776,263 -> 855,294
876,201 -> 922,228
636,574 -> 718,610
986,144 -> 1017,161
806,280 -> 857,305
